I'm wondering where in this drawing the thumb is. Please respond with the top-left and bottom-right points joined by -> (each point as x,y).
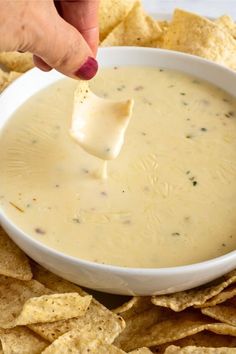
32,14 -> 98,80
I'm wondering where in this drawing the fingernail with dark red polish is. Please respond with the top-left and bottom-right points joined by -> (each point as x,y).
75,57 -> 98,80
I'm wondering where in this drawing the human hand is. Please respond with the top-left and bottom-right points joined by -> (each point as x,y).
0,0 -> 99,79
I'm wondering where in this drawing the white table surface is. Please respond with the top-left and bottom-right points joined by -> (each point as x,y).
142,0 -> 236,20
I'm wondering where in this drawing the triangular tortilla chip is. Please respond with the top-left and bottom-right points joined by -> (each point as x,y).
201,297 -> 236,326
30,264 -> 125,343
154,332 -> 236,353
129,349 -> 152,354
152,270 -> 236,312
117,311 -> 236,351
0,52 -> 33,72
114,306 -> 173,349
41,329 -> 125,354
101,1 -> 162,47
195,286 -> 236,308
113,297 -> 153,318
164,345 -> 236,353
99,0 -> 136,41
0,275 -> 91,328
0,326 -> 49,354
216,15 -> 236,39
0,227 -> 32,280
163,9 -> 236,70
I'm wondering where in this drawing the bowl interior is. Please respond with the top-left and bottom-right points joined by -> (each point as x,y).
0,47 -> 236,295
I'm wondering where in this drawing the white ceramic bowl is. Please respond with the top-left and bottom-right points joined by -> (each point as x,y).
0,47 -> 236,296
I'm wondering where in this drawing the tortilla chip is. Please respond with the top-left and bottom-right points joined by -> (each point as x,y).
41,329 -> 125,354
152,331 -> 236,354
195,286 -> 236,308
164,345 -> 236,353
216,15 -> 236,39
113,297 -> 153,318
0,52 -> 33,72
9,293 -> 91,328
0,227 -> 32,280
99,0 -> 136,41
0,326 -> 49,354
163,9 -> 236,70
154,332 -> 236,353
152,20 -> 170,48
101,1 -> 162,47
0,69 -> 9,92
117,311 -> 236,351
31,262 -> 87,296
129,348 -> 153,353
0,276 -> 88,328
0,275 -> 52,328
30,264 -> 125,343
0,69 -> 21,93
152,270 -> 236,312
114,306 -> 173,349
201,297 -> 236,326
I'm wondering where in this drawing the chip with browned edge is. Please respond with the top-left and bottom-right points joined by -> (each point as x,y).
0,52 -> 33,72
201,297 -> 236,326
195,285 -> 236,308
115,311 -> 236,351
153,332 -> 236,352
152,270 -> 236,312
0,69 -> 21,93
164,345 -> 236,353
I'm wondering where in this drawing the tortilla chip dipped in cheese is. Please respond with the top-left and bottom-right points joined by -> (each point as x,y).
70,81 -> 134,160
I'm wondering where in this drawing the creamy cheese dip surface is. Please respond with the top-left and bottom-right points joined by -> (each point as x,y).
0,67 -> 236,268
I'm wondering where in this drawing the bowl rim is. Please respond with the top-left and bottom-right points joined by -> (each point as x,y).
0,46 -> 236,276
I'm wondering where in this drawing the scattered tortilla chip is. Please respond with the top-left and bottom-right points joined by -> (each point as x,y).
114,306 -> 173,349
99,0 -> 136,41
7,293 -> 91,328
117,311 -> 236,351
154,332 -> 236,353
0,52 -> 33,72
195,286 -> 236,308
113,297 -> 153,318
201,297 -> 236,326
216,15 -> 236,39
101,1 -> 162,47
30,264 -> 125,343
0,227 -> 32,280
152,20 -> 170,48
0,276 -> 89,328
152,270 -> 236,312
163,9 -> 236,70
31,261 -> 87,296
164,345 -> 236,353
41,329 -> 125,354
129,348 -> 153,353
0,69 -> 21,93
0,326 -> 49,354
0,276 -> 52,328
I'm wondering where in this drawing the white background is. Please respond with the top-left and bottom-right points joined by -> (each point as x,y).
142,0 -> 236,19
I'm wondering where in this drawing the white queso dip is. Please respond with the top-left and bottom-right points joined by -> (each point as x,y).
0,66 -> 236,268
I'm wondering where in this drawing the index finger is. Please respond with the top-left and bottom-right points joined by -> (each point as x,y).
59,0 -> 99,55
